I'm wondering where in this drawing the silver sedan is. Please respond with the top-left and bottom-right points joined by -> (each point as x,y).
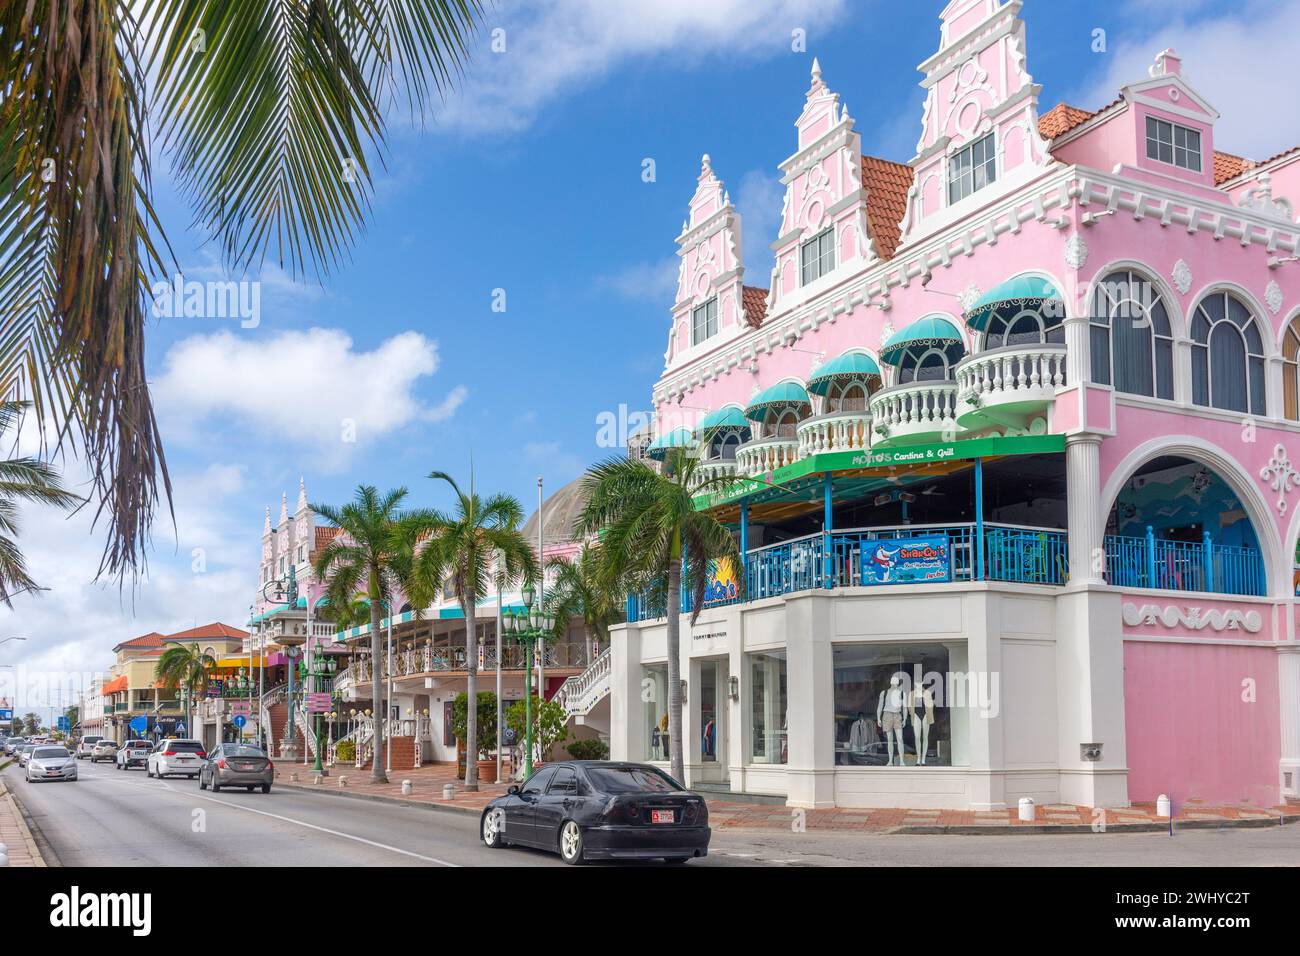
25,746 -> 78,782
199,743 -> 274,794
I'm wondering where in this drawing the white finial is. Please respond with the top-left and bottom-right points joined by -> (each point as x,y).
296,476 -> 308,512
811,57 -> 821,81
700,153 -> 712,176
723,190 -> 730,206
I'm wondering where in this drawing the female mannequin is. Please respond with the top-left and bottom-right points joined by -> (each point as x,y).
908,681 -> 935,764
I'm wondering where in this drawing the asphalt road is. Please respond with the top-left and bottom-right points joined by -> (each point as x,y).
6,759 -> 1299,867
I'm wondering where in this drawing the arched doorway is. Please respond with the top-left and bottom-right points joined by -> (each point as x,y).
1103,455 -> 1265,596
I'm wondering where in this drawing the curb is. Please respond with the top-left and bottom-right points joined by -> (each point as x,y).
716,814 -> 1298,836
0,779 -> 48,866
273,778 -> 483,819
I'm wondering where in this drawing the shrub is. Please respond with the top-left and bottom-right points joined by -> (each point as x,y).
335,739 -> 356,762
565,738 -> 609,761
506,696 -> 569,761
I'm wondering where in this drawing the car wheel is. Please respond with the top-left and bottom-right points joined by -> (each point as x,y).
212,781 -> 221,793
199,774 -> 207,790
261,784 -> 271,795
481,808 -> 508,849
558,820 -> 586,865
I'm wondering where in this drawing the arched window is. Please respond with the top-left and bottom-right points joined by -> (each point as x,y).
897,346 -> 954,384
1284,317 -> 1300,421
1089,269 -> 1174,399
1190,291 -> 1265,415
772,409 -> 800,440
825,381 -> 872,413
985,308 -> 1065,350
709,430 -> 743,461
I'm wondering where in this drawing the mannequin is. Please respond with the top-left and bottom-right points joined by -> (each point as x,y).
877,676 -> 907,766
908,681 -> 936,764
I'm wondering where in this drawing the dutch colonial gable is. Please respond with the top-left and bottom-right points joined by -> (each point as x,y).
665,155 -> 756,370
767,59 -> 874,317
900,0 -> 1052,245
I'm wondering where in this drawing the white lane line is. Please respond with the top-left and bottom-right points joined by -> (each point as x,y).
87,766 -> 458,866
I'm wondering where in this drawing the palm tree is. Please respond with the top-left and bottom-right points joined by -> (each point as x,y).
155,642 -> 217,737
312,486 -> 433,784
404,471 -> 535,792
0,401 -> 81,605
0,1 -> 485,579
546,545 -> 622,666
575,447 -> 745,784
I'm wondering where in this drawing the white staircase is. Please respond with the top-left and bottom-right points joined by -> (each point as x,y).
556,648 -> 612,720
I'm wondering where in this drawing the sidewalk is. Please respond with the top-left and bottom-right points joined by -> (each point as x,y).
0,778 -> 45,866
272,762 -> 1300,834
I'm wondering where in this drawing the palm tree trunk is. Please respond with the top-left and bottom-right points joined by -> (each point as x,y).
464,593 -> 479,792
666,556 -> 685,785
369,576 -> 388,784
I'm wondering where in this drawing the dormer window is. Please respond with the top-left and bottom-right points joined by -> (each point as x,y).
800,228 -> 835,285
691,297 -> 718,345
948,132 -> 997,204
1145,117 -> 1201,173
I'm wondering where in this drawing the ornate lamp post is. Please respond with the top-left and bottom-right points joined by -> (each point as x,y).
306,654 -> 337,774
502,586 -> 554,779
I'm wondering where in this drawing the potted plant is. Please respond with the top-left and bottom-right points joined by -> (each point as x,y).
452,691 -> 498,782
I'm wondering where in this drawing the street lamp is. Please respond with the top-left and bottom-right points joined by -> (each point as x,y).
501,586 -> 555,779
305,654 -> 337,774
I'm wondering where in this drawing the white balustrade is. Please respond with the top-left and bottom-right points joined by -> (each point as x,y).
734,436 -> 800,477
796,410 -> 872,457
555,647 -> 612,718
955,343 -> 1066,426
688,458 -> 738,491
868,381 -> 961,444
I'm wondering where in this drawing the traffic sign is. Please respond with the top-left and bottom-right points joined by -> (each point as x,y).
0,708 -> 13,721
307,693 -> 331,714
232,714 -> 247,729
57,716 -> 70,732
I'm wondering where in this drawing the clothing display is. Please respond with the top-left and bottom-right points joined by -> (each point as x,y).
880,710 -> 903,733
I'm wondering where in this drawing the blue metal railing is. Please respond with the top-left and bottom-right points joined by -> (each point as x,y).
1103,527 -> 1265,597
626,522 -> 1070,621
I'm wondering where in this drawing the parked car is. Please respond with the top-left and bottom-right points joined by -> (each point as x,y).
4,737 -> 25,755
146,739 -> 207,779
16,744 -> 38,767
76,735 -> 104,759
116,740 -> 151,770
25,746 -> 77,783
89,740 -> 118,763
199,743 -> 273,794
480,761 -> 710,865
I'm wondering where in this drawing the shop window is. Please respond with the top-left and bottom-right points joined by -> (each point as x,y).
643,665 -> 669,761
1089,269 -> 1174,399
748,651 -> 787,765
833,642 -> 964,767
1189,291 -> 1265,416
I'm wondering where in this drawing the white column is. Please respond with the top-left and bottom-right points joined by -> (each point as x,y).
1280,645 -> 1300,798
1062,315 -> 1091,385
785,593 -> 835,808
963,592 -> 1005,810
1066,433 -> 1105,584
608,623 -> 643,762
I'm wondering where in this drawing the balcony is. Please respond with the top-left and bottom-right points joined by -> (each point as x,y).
1103,530 -> 1265,596
955,343 -> 1066,429
689,458 -> 738,491
735,435 -> 800,477
868,381 -> 961,446
796,410 -> 872,457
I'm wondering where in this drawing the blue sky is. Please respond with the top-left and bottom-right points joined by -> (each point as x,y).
6,0 -> 1300,711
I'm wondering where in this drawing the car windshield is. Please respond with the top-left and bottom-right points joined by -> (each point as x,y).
165,741 -> 204,752
128,741 -> 150,749
33,747 -> 69,759
586,767 -> 683,794
225,747 -> 266,758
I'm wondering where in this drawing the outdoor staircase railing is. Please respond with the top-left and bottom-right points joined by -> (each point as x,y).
555,648 -> 612,719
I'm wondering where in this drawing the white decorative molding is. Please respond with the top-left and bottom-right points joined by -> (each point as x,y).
1064,234 -> 1088,270
1265,279 -> 1284,316
1260,443 -> 1300,514
879,320 -> 895,345
959,283 -> 981,312
1122,602 -> 1263,634
1239,172 -> 1295,223
1171,259 -> 1193,295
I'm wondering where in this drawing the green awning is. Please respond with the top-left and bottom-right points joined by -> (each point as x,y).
647,427 -> 697,460
879,316 -> 967,366
808,351 -> 883,396
744,382 -> 812,421
695,405 -> 750,435
964,275 -> 1064,332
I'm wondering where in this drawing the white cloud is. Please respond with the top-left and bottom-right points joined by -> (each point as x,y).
152,328 -> 466,468
523,441 -> 586,482
1072,0 -> 1300,159
436,0 -> 849,133
597,258 -> 679,301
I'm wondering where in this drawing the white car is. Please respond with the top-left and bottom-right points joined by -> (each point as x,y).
77,735 -> 104,759
146,739 -> 207,779
89,739 -> 119,763
25,745 -> 78,782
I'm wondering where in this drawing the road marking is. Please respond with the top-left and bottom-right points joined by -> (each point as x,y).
82,765 -> 459,866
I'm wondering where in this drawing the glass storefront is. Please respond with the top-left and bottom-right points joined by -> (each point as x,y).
833,643 -> 962,767
643,665 -> 669,761
748,651 -> 787,765
700,663 -> 719,762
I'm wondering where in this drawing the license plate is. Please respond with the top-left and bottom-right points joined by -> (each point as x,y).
651,810 -> 674,824
235,763 -> 256,771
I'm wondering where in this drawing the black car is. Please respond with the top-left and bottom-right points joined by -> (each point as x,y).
480,761 -> 710,865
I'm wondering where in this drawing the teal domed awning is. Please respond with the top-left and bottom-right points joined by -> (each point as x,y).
808,350 -> 882,396
879,316 -> 967,366
646,427 -> 697,460
744,382 -> 812,421
964,275 -> 1064,332
695,405 -> 751,435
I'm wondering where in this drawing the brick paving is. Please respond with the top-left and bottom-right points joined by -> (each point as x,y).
0,779 -> 45,867
271,762 -> 1300,834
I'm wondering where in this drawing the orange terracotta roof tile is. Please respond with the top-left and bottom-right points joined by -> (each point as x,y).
165,622 -> 249,642
1038,103 -> 1096,139
1213,151 -> 1254,185
742,285 -> 768,329
100,676 -> 129,695
860,155 -> 914,261
113,631 -> 165,652
314,526 -> 340,553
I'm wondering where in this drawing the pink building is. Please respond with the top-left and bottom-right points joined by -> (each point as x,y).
605,0 -> 1300,810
